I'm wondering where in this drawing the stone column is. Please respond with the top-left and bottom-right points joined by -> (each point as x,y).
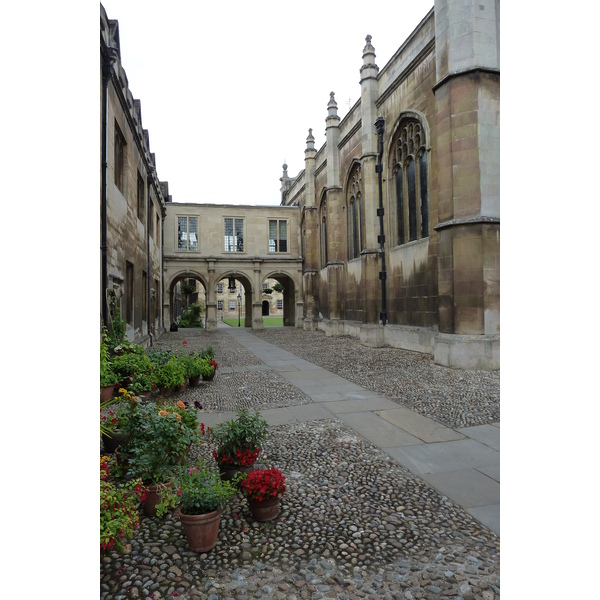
302,129 -> 320,329
359,36 -> 383,328
252,259 -> 264,330
433,0 -> 500,368
324,93 -> 345,326
205,259 -> 218,331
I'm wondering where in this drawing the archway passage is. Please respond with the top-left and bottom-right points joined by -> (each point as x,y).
168,273 -> 207,329
262,300 -> 270,316
262,272 -> 298,327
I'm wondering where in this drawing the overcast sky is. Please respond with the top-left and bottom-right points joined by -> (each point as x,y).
101,0 -> 434,206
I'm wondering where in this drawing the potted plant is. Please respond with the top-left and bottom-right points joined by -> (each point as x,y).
155,355 -> 186,396
126,368 -> 155,400
100,470 -> 146,553
205,408 -> 269,481
100,388 -> 141,453
240,467 -> 286,521
112,347 -> 153,390
100,330 -> 119,401
201,358 -> 218,381
181,354 -> 204,386
126,400 -> 197,516
162,460 -> 238,552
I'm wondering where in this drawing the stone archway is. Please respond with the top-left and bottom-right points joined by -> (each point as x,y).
261,271 -> 301,327
166,271 -> 208,328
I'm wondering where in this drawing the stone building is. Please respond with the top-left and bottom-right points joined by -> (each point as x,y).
281,0 -> 499,369
162,203 -> 302,331
100,4 -> 169,347
100,0 -> 499,369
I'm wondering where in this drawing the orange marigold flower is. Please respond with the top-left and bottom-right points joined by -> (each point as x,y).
177,401 -> 185,410
175,414 -> 181,422
159,410 -> 169,416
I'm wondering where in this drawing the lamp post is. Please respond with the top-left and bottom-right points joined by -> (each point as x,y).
237,293 -> 241,327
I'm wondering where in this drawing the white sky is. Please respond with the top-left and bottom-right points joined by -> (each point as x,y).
100,0 -> 434,205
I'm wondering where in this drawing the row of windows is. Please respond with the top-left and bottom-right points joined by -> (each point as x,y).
177,217 -> 288,254
318,117 -> 429,268
122,262 -> 159,327
114,121 -> 161,243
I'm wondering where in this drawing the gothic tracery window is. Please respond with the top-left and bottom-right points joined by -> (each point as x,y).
347,166 -> 364,260
320,199 -> 328,269
392,118 -> 429,245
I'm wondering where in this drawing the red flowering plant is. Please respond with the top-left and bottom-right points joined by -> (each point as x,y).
100,468 -> 146,553
100,388 -> 141,438
240,467 -> 286,503
204,408 -> 269,468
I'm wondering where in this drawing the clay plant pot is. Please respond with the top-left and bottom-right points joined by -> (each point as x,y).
142,481 -> 174,517
100,384 -> 115,402
101,430 -> 130,454
178,508 -> 222,552
188,375 -> 201,387
247,496 -> 281,522
202,371 -> 216,382
160,386 -> 173,398
218,463 -> 255,485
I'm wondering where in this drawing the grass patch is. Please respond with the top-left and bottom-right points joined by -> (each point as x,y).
222,317 -> 283,327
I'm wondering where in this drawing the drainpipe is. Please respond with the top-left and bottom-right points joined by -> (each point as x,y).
147,168 -> 154,347
161,204 -> 166,332
101,47 -> 118,329
375,116 -> 387,326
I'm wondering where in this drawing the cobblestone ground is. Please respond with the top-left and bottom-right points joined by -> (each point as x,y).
101,328 -> 500,600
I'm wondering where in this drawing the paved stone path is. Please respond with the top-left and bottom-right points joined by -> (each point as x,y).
209,325 -> 499,535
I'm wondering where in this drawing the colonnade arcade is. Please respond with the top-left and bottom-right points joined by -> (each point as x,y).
163,260 -> 303,332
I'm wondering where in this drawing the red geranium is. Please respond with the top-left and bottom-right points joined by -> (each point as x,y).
240,468 -> 286,502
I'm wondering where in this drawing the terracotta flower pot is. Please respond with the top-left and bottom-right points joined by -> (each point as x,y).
142,481 -> 174,517
178,508 -> 222,552
100,384 -> 115,402
137,389 -> 152,401
101,430 -> 130,454
218,463 -> 255,484
189,375 -> 201,387
160,386 -> 173,397
247,496 -> 281,521
202,371 -> 215,382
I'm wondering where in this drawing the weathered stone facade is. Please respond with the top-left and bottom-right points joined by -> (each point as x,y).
101,4 -> 168,347
101,0 -> 499,369
281,0 -> 499,369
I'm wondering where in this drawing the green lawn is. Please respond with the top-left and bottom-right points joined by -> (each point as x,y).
222,317 -> 283,327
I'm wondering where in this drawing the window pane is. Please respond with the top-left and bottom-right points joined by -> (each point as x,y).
419,152 -> 428,238
235,219 -> 244,252
269,220 -> 277,252
178,217 -> 187,250
351,199 -> 358,259
357,193 -> 363,251
407,158 -> 417,242
224,218 -> 233,252
188,217 -> 198,251
279,221 -> 287,252
229,300 -> 236,309
396,168 -> 404,245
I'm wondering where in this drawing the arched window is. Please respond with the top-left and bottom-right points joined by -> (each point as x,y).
320,199 -> 328,269
347,165 -> 363,260
392,117 -> 429,245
